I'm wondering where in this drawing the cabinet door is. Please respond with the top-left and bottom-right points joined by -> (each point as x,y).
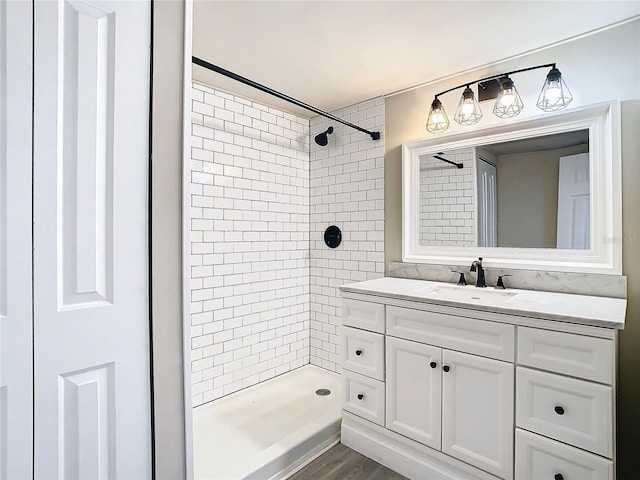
442,350 -> 514,480
386,336 -> 442,449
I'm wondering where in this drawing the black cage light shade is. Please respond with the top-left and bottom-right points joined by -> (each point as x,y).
493,77 -> 524,118
536,67 -> 573,112
426,98 -> 450,134
454,86 -> 483,126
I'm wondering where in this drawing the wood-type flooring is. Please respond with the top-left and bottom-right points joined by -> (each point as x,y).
288,442 -> 408,480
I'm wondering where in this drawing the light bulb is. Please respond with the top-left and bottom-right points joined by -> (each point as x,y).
461,101 -> 475,116
545,81 -> 561,101
431,111 -> 444,123
501,91 -> 515,107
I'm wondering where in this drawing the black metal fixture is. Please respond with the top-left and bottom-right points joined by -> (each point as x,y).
426,63 -> 572,134
451,270 -> 467,285
495,274 -> 512,290
314,126 -> 334,146
323,225 -> 342,249
192,56 -> 381,142
433,153 -> 463,169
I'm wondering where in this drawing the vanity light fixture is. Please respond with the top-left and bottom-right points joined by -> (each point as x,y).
426,63 -> 572,134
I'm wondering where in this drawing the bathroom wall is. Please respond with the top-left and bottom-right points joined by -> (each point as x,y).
309,99 -> 385,372
384,21 -> 640,476
419,147 -> 475,246
496,144 -> 588,248
189,83 -> 310,406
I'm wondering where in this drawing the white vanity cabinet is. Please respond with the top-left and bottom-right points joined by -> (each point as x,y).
339,277 -> 625,480
385,313 -> 514,479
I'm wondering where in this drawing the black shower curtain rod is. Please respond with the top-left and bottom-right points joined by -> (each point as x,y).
192,56 -> 381,141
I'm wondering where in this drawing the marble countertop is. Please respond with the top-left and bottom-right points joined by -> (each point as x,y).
340,277 -> 626,329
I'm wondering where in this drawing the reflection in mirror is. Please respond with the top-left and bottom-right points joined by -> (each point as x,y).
419,130 -> 590,250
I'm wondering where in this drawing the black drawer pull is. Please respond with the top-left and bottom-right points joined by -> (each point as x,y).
554,406 -> 565,415
554,474 -> 564,480
430,361 -> 437,369
357,394 -> 364,400
355,349 -> 362,356
443,365 -> 450,373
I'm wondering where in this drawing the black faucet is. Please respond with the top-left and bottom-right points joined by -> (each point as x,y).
470,257 -> 486,288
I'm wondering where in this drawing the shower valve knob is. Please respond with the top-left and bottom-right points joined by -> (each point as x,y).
355,349 -> 362,356
357,394 -> 364,400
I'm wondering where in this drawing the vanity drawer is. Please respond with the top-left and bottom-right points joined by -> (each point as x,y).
518,326 -> 614,384
342,298 -> 385,333
386,305 -> 515,362
342,326 -> 385,380
342,369 -> 385,426
516,367 -> 612,457
515,429 -> 613,480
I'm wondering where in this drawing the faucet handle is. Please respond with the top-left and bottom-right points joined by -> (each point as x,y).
451,271 -> 468,286
496,274 -> 513,290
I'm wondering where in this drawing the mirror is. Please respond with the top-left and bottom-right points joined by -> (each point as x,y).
402,101 -> 621,274
418,130 -> 589,249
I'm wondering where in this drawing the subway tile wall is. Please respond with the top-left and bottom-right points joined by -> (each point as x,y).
190,82 -> 310,406
309,99 -> 386,372
419,147 -> 476,246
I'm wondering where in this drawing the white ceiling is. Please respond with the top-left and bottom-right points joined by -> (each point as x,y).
192,1 -> 640,118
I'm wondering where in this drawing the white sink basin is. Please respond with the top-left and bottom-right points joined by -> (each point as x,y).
413,285 -> 518,303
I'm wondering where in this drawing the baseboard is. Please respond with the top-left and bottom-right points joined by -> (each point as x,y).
278,432 -> 340,480
341,412 -> 500,480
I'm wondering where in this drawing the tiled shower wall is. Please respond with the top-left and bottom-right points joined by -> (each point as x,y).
190,82 -> 310,406
309,99 -> 386,372
419,147 -> 475,246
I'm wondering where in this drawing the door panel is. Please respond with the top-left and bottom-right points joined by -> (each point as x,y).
0,1 -> 34,478
557,153 -> 590,249
442,350 -> 514,479
33,0 -> 151,477
477,158 -> 497,247
386,336 -> 442,449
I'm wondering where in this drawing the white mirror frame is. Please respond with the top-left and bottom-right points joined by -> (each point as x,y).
402,100 -> 622,275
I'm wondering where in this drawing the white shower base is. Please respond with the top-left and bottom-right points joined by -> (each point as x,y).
193,365 -> 342,480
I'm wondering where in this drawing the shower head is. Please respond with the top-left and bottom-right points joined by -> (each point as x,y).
314,126 -> 334,146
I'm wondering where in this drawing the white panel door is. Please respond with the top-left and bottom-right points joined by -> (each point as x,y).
476,157 -> 497,247
0,1 -> 34,478
33,0 -> 152,477
442,350 -> 514,480
386,336 -> 442,449
557,153 -> 590,249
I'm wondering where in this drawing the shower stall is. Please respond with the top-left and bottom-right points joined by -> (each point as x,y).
184,65 -> 385,477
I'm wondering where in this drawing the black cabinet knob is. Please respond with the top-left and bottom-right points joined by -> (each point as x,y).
357,394 -> 364,400
554,406 -> 565,415
554,474 -> 564,480
355,349 -> 362,356
430,361 -> 437,369
443,365 -> 450,372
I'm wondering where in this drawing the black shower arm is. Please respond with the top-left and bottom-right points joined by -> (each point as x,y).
192,56 -> 381,141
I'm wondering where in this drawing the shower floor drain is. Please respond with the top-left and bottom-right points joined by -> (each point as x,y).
315,388 -> 331,396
